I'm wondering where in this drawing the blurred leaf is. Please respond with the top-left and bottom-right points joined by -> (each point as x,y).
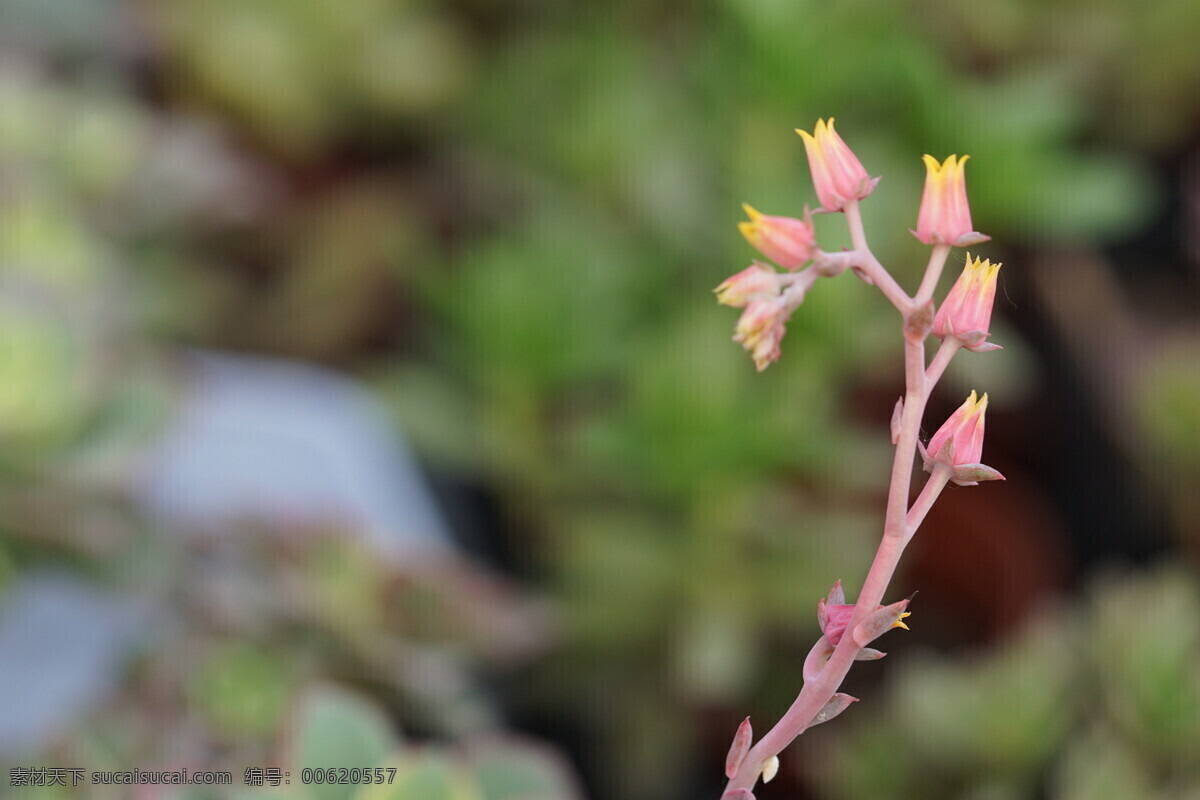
289,685 -> 399,800
469,740 -> 583,800
1052,725 -> 1161,800
190,643 -> 299,738
356,755 -> 477,800
1089,566 -> 1200,761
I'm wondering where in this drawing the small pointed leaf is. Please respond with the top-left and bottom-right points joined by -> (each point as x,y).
890,398 -> 903,444
725,717 -> 752,779
810,693 -> 858,727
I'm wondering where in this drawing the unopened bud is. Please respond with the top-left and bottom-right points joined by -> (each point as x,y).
725,717 -> 753,780
739,204 -> 816,270
933,255 -> 1001,350
715,262 -> 781,308
796,119 -> 878,212
924,391 -> 1002,486
733,297 -> 789,371
912,155 -> 989,247
761,756 -> 780,784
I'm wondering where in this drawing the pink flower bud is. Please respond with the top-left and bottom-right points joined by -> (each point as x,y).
818,601 -> 856,647
819,601 -> 909,647
738,204 -> 816,270
933,254 -> 1002,351
925,390 -> 994,477
912,154 -> 989,247
852,599 -> 911,647
820,586 -> 911,647
796,119 -> 879,212
714,261 -> 780,308
733,297 -> 788,372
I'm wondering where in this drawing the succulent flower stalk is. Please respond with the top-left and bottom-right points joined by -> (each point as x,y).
716,120 -> 1006,798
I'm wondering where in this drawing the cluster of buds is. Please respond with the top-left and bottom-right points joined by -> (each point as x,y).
716,204 -> 823,370
715,120 -> 886,369
716,118 -> 1006,374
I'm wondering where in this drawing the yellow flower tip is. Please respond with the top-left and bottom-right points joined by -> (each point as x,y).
738,221 -> 759,243
741,202 -> 762,220
891,612 -> 912,631
921,153 -> 942,173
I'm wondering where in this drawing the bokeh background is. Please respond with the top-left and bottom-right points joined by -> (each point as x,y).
1,0 -> 1199,798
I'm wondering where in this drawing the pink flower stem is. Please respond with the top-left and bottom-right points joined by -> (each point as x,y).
842,202 -> 912,314
905,462 -> 952,536
721,206 -> 959,797
915,244 -> 952,306
778,268 -> 821,312
925,337 -> 961,388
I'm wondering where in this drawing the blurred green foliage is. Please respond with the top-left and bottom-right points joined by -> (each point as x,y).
2,0 -> 1200,798
235,685 -> 581,800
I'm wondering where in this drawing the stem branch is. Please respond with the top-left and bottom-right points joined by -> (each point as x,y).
721,216 -> 963,798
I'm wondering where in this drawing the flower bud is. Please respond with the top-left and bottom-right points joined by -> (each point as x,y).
738,204 -> 816,270
923,391 -> 1005,485
852,599 -> 911,647
714,261 -> 780,308
912,155 -> 989,247
796,119 -> 879,212
926,390 -> 989,469
817,601 -> 855,647
761,756 -> 779,784
934,254 -> 1002,351
819,594 -> 909,648
733,297 -> 788,372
